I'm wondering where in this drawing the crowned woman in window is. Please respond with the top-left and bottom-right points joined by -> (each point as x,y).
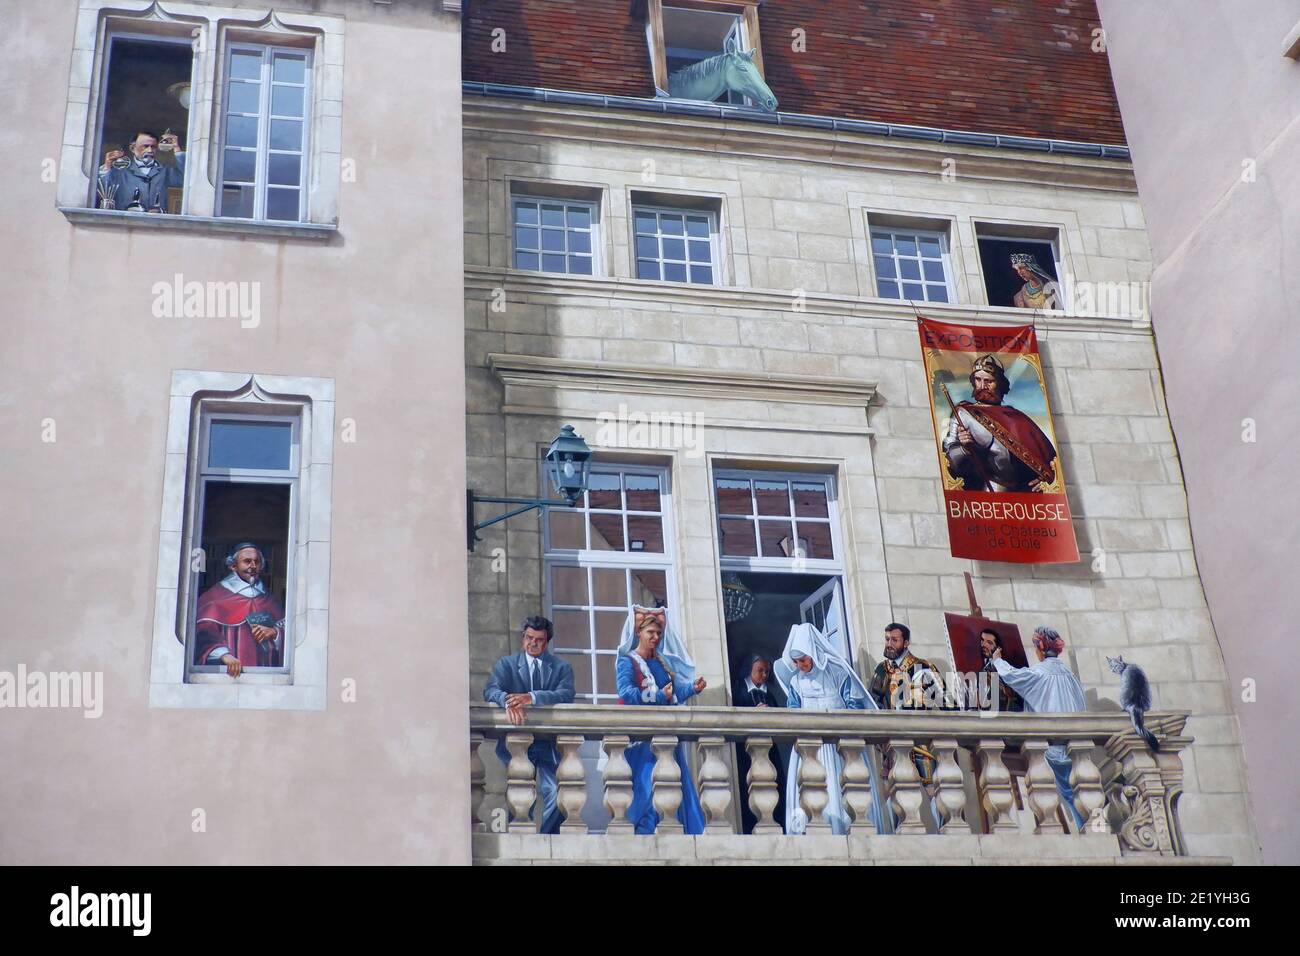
774,623 -> 889,834
615,605 -> 708,834
1010,252 -> 1062,309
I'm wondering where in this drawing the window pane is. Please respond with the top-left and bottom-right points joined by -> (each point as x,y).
540,204 -> 565,227
928,284 -> 949,303
514,226 -> 539,251
630,568 -> 668,607
874,255 -> 896,279
662,237 -> 686,261
759,520 -> 797,557
589,513 -> 625,551
588,472 -> 621,510
923,259 -> 945,282
268,153 -> 300,186
902,282 -> 924,299
718,517 -> 757,557
871,234 -> 893,254
515,202 -> 538,226
228,53 -> 262,83
899,258 -> 921,280
225,114 -> 258,149
551,565 -> 587,605
515,251 -> 539,271
272,54 -> 306,84
566,206 -> 591,229
594,614 -> 626,650
715,478 -> 751,515
220,184 -> 254,218
634,210 -> 657,234
569,255 -> 592,275
559,654 -> 593,696
792,482 -> 829,518
541,228 -> 565,252
266,188 -> 300,221
689,265 -> 713,284
637,260 -> 660,280
592,568 -> 627,607
223,149 -> 255,182
569,230 -> 592,254
663,262 -> 687,283
636,236 -> 659,259
686,216 -> 710,238
208,419 -> 292,470
625,474 -> 661,512
270,118 -> 302,151
271,84 -> 304,117
688,240 -> 711,263
800,522 -> 834,559
661,216 -> 684,236
878,279 -> 899,298
552,610 -> 589,648
548,509 -> 585,549
919,235 -> 942,257
541,253 -> 566,273
595,653 -> 618,697
896,236 -> 918,256
754,480 -> 790,516
227,81 -> 260,114
626,515 -> 664,553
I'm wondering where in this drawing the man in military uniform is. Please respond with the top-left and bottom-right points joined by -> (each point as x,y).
869,622 -> 946,797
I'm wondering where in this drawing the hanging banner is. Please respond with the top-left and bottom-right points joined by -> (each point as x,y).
917,317 -> 1079,564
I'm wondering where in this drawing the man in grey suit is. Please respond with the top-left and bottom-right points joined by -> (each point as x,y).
483,615 -> 575,833
97,129 -> 185,211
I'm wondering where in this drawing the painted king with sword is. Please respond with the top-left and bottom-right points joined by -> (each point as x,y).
941,353 -> 1058,493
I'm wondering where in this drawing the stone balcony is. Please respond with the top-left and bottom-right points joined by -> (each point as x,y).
470,703 -> 1223,865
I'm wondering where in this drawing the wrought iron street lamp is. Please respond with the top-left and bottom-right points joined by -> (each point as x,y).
466,424 -> 592,551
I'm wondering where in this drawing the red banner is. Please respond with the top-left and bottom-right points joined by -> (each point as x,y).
917,317 -> 1079,564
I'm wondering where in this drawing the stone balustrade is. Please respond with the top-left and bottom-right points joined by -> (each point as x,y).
469,703 -> 1192,863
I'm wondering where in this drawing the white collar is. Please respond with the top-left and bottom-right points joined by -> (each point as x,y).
220,572 -> 265,596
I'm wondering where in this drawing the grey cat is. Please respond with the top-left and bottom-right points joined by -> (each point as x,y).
1107,655 -> 1160,751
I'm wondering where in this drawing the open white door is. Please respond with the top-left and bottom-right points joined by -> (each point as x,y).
799,577 -> 850,662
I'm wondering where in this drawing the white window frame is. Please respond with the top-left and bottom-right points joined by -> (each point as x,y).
187,411 -> 301,680
869,226 -> 956,304
631,203 -> 720,286
87,30 -> 199,211
217,42 -> 314,222
149,371 -> 334,710
510,195 -> 602,277
542,462 -> 678,704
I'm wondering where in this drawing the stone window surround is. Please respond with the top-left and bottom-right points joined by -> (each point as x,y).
59,1 -> 344,236
864,213 -> 960,305
628,188 -> 729,286
507,178 -> 609,276
150,370 -> 333,710
485,352 -> 889,694
973,218 -> 1068,309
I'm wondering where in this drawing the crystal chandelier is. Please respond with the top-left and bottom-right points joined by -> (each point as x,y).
720,572 -> 755,623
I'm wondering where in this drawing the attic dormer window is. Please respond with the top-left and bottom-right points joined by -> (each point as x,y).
645,0 -> 775,111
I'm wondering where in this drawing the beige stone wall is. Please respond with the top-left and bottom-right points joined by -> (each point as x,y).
0,0 -> 467,864
464,102 -> 1258,863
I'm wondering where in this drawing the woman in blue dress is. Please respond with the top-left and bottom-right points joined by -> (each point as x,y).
614,605 -> 708,834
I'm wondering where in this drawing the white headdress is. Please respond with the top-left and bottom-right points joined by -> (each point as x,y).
616,605 -> 696,687
773,622 -> 876,709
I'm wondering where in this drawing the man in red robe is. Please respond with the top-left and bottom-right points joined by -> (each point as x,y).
942,354 -> 1057,493
194,543 -> 286,677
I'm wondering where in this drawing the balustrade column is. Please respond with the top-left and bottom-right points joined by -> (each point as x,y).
697,736 -> 734,834
975,739 -> 1018,832
556,734 -> 589,834
745,736 -> 782,834
1067,740 -> 1106,834
650,735 -> 684,835
838,738 -> 877,835
887,738 -> 926,833
470,732 -> 486,833
504,732 -> 539,833
601,735 -> 635,834
931,737 -> 967,834
795,738 -> 832,833
1022,740 -> 1063,833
